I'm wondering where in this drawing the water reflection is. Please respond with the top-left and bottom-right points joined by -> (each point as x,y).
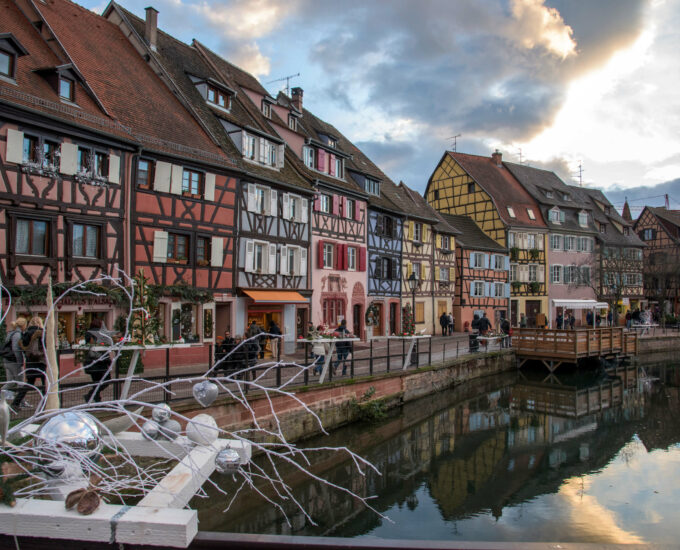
196,363 -> 680,544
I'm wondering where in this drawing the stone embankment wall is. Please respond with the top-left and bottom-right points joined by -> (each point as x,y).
173,350 -> 515,443
637,334 -> 680,364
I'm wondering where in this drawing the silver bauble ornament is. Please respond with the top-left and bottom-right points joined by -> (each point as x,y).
151,403 -> 171,423
141,420 -> 160,441
192,380 -> 218,407
215,448 -> 240,474
186,413 -> 218,446
157,419 -> 181,441
38,411 -> 102,458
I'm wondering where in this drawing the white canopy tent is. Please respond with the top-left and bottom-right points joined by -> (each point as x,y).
550,299 -> 609,328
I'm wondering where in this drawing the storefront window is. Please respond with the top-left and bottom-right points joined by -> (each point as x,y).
172,303 -> 197,342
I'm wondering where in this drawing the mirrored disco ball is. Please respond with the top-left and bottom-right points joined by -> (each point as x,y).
141,420 -> 160,441
215,448 -> 240,474
38,411 -> 102,458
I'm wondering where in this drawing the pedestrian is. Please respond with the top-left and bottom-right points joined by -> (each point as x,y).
607,310 -> 613,327
556,312 -> 563,329
625,310 -> 632,329
586,311 -> 594,327
227,336 -> 248,379
500,317 -> 511,348
569,312 -> 576,330
520,313 -> 527,328
247,320 -> 264,359
268,320 -> 282,360
596,313 -> 601,327
3,318 -> 27,390
311,325 -> 326,375
334,319 -> 352,376
245,333 -> 259,379
216,330 -> 235,371
478,313 -> 492,336
448,312 -> 455,335
439,311 -> 449,336
83,318 -> 113,403
12,316 -> 47,410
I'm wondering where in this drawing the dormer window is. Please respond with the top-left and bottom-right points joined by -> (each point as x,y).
604,206 -> 611,215
546,190 -> 553,198
366,178 -> 380,196
0,50 -> 14,79
59,76 -> 74,101
0,34 -> 29,81
288,115 -> 297,131
507,206 -> 516,218
527,208 -> 536,220
303,146 -> 315,169
549,208 -> 565,224
207,85 -> 230,109
334,157 -> 344,179
578,211 -> 588,227
600,223 -> 606,234
562,193 -> 571,201
261,100 -> 271,118
328,138 -> 337,148
623,227 -> 630,236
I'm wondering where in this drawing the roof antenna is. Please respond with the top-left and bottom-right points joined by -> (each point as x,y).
447,134 -> 461,152
666,194 -> 670,209
573,161 -> 584,186
517,148 -> 524,164
266,73 -> 300,97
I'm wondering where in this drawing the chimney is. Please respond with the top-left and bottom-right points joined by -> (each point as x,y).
291,87 -> 303,111
145,6 -> 158,52
491,149 -> 502,166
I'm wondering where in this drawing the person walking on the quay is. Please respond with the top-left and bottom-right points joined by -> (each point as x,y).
500,317 -> 511,348
83,318 -> 113,403
12,317 -> 46,410
439,311 -> 449,336
520,313 -> 527,328
3,318 -> 26,390
556,312 -> 564,329
310,326 -> 327,375
268,320 -> 282,360
448,312 -> 455,335
569,313 -> 576,330
334,319 -> 352,376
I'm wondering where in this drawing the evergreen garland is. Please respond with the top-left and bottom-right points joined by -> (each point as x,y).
402,303 -> 415,335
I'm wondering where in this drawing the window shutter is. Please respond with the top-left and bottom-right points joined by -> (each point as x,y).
374,258 -> 382,279
211,236 -> 223,267
301,198 -> 309,223
471,282 -> 477,297
421,263 -> 427,280
537,234 -> 544,250
505,283 -> 510,298
258,138 -> 266,164
247,183 -> 257,212
276,144 -> 284,168
314,194 -> 321,211
434,266 -> 440,280
538,265 -> 545,283
245,240 -> 254,272
483,253 -> 490,269
241,131 -> 247,153
359,247 -> 366,272
318,240 -> 325,269
392,260 -> 399,280
354,202 -> 362,221
329,154 -> 336,176
300,248 -> 307,276
344,244 -> 350,270
332,194 -> 340,216
335,243 -> 343,270
5,129 -> 24,164
268,243 -> 277,274
504,256 -> 510,270
406,262 -> 412,277
170,165 -> 183,195
153,231 -> 168,263
280,245 -> 289,275
317,149 -> 326,172
204,173 -> 216,201
282,193 -> 290,219
423,225 -> 430,243
60,142 -> 78,176
108,154 -> 120,184
408,221 -> 414,240
436,234 -> 442,249
485,282 -> 491,297
269,189 -> 277,217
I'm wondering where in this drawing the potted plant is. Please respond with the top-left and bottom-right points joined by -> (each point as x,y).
511,281 -> 522,292
510,247 -> 520,261
529,248 -> 540,259
529,281 -> 540,293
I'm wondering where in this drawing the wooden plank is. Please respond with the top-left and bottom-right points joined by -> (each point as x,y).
116,505 -> 197,548
104,432 -> 191,460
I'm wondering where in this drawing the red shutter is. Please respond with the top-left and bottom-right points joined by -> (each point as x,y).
314,194 -> 321,211
344,245 -> 350,270
329,154 -> 336,176
332,194 -> 340,216
355,202 -> 362,221
317,149 -> 326,172
359,246 -> 366,271
334,242 -> 343,270
317,240 -> 325,269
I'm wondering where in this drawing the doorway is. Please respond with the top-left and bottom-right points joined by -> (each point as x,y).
215,304 -> 231,343
526,300 -> 541,328
389,302 -> 398,335
374,303 -> 384,337
511,300 -> 518,327
352,304 -> 362,338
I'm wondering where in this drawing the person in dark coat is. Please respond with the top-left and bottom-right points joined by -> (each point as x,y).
500,317 -> 511,348
12,317 -> 47,409
216,330 -> 235,371
556,313 -> 564,329
4,318 -> 26,391
268,320 -> 282,360
333,320 -> 352,376
478,313 -> 492,335
439,312 -> 449,336
569,313 -> 576,330
586,311 -> 594,327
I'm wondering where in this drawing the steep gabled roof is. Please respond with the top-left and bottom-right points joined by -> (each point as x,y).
448,152 -> 547,229
578,187 -> 645,247
397,182 -> 460,232
439,214 -> 506,252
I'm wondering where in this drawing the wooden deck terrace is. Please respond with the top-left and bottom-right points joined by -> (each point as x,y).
513,328 -> 638,371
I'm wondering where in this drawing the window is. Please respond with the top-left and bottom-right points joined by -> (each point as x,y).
411,262 -> 421,280
323,243 -> 334,268
335,157 -> 343,178
467,182 -> 475,194
136,159 -> 154,188
580,266 -> 591,285
59,76 -> 74,101
441,235 -> 450,250
253,242 -> 265,272
550,234 -> 562,250
507,206 -> 516,218
254,186 -> 266,214
287,247 -> 297,275
288,194 -> 299,220
366,178 -> 380,196
207,85 -> 229,109
245,135 -> 256,160
508,232 -> 515,247
440,267 -> 449,282
347,246 -> 357,271
182,169 -> 203,196
261,100 -> 271,118
510,264 -> 518,282
471,253 -> 485,269
527,233 -> 536,249
549,208 -> 565,223
562,193 -> 571,201
167,233 -> 189,261
77,146 -> 91,173
527,208 -> 536,220
265,142 -> 277,167
546,190 -> 553,198
472,281 -> 484,297
413,222 -> 422,242
16,219 -> 48,256
345,198 -> 355,219
323,299 -> 345,327
196,237 -> 210,265
42,140 -> 58,169
434,190 -> 439,200
379,215 -> 394,238
564,236 -> 576,251
319,193 -> 330,213
550,265 -> 562,284
378,257 -> 395,279
22,134 -> 39,164
528,264 -> 538,282
578,211 -> 588,227
493,255 -> 505,270
0,50 -> 14,78
623,227 -> 629,236
72,223 -> 100,258
642,228 -> 654,241
327,138 -> 337,148
600,223 -> 606,234
494,283 -> 505,297
93,151 -> 108,178
415,302 -> 425,324
288,115 -> 297,131
303,147 -> 315,169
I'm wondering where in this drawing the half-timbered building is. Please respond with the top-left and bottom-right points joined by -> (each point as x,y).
634,207 -> 680,314
441,215 -> 509,330
106,5 -> 315,352
581,188 -> 645,322
425,150 -> 548,327
505,163 -> 599,327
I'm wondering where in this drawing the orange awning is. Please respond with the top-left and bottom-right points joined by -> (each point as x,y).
243,290 -> 308,304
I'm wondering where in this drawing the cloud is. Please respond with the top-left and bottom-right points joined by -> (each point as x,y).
509,0 -> 576,59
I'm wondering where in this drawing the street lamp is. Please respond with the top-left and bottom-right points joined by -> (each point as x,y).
407,272 -> 418,331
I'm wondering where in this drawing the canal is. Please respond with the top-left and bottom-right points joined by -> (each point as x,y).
194,362 -> 680,545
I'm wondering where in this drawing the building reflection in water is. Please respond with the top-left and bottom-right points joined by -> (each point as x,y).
195,363 -> 680,543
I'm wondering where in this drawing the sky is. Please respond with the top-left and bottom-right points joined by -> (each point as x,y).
86,0 -> 680,214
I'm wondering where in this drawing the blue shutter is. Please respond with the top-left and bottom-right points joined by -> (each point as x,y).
504,256 -> 510,270
505,283 -> 510,298
483,254 -> 490,269
484,282 -> 491,297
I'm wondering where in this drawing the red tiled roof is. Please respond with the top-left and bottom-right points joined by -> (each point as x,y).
31,0 -> 231,166
448,151 -> 547,229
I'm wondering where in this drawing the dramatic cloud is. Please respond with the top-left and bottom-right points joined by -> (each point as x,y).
509,0 -> 576,59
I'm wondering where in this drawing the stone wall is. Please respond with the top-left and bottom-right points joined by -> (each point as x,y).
172,350 -> 516,443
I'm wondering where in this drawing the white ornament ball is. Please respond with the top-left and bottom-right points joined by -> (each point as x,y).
186,414 -> 218,446
141,420 -> 160,440
151,403 -> 172,423
158,419 -> 181,441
